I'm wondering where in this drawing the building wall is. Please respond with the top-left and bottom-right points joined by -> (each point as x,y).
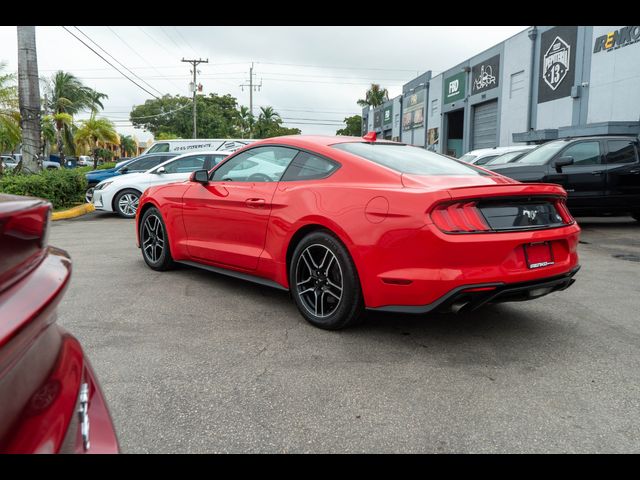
587,25 -> 640,124
426,74 -> 443,152
499,29 -> 532,146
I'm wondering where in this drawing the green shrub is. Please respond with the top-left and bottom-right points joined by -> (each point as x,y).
0,168 -> 88,209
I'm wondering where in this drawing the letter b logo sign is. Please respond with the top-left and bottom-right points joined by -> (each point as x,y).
449,80 -> 459,95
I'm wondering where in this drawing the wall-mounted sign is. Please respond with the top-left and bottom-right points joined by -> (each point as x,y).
373,110 -> 382,129
402,89 -> 425,131
383,105 -> 392,126
427,127 -> 439,146
538,26 -> 577,103
443,71 -> 466,104
593,26 -> 640,53
472,54 -> 500,95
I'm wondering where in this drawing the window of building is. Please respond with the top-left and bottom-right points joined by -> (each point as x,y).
431,99 -> 439,116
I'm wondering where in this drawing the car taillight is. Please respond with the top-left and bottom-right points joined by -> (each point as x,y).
555,199 -> 574,224
430,201 -> 490,233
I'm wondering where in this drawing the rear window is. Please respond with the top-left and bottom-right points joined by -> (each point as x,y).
147,143 -> 170,153
332,143 -> 487,176
458,154 -> 477,163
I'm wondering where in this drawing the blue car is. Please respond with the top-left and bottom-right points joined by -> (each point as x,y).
85,153 -> 178,203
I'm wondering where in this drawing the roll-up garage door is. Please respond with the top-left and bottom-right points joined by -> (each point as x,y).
472,100 -> 498,150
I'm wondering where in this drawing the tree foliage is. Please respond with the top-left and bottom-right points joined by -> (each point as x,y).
44,71 -> 109,160
130,95 -> 300,140
336,115 -> 362,136
0,62 -> 20,154
357,83 -> 389,108
119,134 -> 137,157
75,115 -> 119,168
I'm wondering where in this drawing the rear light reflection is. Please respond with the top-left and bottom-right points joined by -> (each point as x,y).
430,202 -> 490,233
555,199 -> 575,224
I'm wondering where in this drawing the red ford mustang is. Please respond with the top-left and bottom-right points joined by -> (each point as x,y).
0,194 -> 119,453
136,135 -> 580,330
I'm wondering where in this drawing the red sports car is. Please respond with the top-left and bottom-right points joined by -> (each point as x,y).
136,135 -> 580,330
0,194 -> 119,453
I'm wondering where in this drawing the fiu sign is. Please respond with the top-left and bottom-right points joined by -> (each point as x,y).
593,26 -> 640,53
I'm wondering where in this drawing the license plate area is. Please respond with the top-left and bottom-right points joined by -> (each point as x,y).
524,241 -> 555,269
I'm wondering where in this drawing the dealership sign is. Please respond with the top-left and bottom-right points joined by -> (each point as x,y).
383,105 -> 392,126
472,54 -> 500,95
538,26 -> 577,104
593,26 -> 640,53
443,71 -> 466,104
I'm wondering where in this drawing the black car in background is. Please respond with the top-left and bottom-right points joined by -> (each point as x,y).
491,136 -> 640,221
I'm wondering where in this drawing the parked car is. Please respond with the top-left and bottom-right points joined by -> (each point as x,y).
85,153 -> 179,203
0,194 -> 119,453
491,136 -> 640,220
2,154 -> 60,170
1,155 -> 17,170
78,155 -> 93,167
459,145 -> 536,166
135,135 -> 581,330
93,150 -> 230,218
483,149 -> 533,168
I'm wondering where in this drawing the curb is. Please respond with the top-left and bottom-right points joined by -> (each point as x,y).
52,203 -> 95,221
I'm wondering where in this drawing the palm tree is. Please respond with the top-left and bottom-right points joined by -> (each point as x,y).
357,83 -> 389,108
119,134 -> 137,158
0,62 -> 21,166
45,71 -> 108,161
255,106 -> 281,138
237,106 -> 254,139
74,114 -> 119,169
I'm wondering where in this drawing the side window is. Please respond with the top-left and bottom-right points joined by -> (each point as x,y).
147,143 -> 170,153
127,156 -> 160,171
561,142 -> 601,166
281,152 -> 339,181
163,155 -> 206,173
206,154 -> 228,170
211,147 -> 298,182
606,140 -> 637,164
475,155 -> 498,165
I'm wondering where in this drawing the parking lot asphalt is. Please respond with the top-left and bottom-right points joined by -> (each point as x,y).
51,212 -> 640,453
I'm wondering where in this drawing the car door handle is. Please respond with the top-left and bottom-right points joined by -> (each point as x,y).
591,171 -> 603,175
245,198 -> 266,208
629,169 -> 640,174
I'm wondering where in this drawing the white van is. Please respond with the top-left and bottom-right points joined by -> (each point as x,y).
143,139 -> 255,155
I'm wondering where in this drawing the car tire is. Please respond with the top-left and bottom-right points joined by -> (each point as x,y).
85,186 -> 95,203
289,230 -> 364,330
113,189 -> 141,218
139,207 -> 175,271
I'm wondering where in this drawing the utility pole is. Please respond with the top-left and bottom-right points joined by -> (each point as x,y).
17,26 -> 42,172
239,62 -> 262,137
181,57 -> 208,139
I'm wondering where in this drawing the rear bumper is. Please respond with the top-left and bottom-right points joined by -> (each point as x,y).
368,265 -> 580,314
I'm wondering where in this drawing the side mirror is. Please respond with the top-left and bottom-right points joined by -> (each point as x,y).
190,169 -> 209,184
551,156 -> 574,172
156,166 -> 166,174
119,166 -> 129,173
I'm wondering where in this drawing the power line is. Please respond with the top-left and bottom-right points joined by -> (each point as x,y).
257,61 -> 424,73
105,26 -> 184,93
60,26 -> 160,99
73,26 -> 165,97
172,27 -> 198,57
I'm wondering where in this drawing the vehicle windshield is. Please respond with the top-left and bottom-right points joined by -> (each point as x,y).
332,143 -> 488,176
515,141 -> 567,165
486,151 -> 525,165
458,153 -> 477,163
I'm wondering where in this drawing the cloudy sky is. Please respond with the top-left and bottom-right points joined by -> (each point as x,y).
0,26 -> 527,143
